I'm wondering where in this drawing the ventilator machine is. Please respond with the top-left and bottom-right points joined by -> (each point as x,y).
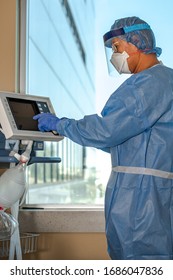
0,91 -> 63,259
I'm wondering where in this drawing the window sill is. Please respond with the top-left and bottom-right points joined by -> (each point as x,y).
19,206 -> 105,233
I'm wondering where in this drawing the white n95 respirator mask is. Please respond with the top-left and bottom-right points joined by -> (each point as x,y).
110,51 -> 131,74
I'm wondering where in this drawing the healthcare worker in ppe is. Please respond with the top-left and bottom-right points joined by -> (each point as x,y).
33,16 -> 173,260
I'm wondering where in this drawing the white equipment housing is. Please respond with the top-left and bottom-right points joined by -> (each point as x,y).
0,91 -> 63,142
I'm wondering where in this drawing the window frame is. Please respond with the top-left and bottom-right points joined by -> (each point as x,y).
19,0 -> 105,232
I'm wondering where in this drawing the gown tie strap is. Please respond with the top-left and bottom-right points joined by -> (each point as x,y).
112,166 -> 173,179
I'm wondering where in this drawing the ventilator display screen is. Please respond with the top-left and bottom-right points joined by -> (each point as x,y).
7,98 -> 40,131
0,91 -> 64,141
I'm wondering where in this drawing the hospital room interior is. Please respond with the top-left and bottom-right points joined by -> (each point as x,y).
1,0 -> 173,261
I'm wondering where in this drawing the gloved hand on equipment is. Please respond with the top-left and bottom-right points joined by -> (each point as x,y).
33,113 -> 60,132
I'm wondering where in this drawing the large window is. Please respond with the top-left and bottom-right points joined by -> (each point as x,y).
22,0 -> 106,206
21,0 -> 169,208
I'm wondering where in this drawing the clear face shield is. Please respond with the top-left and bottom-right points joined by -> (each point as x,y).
104,45 -> 116,76
103,28 -> 126,76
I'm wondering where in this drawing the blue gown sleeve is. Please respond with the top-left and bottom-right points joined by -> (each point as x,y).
56,99 -> 147,149
56,68 -> 171,150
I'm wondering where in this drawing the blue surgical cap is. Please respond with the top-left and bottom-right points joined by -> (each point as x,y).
103,16 -> 162,57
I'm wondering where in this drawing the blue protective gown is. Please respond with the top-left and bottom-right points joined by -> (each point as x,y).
56,64 -> 173,260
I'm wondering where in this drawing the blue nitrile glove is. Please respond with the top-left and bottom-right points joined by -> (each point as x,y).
33,113 -> 60,132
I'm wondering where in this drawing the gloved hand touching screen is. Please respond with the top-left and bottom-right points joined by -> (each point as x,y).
33,113 -> 60,132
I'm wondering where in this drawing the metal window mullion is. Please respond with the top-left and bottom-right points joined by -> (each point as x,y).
19,0 -> 30,94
